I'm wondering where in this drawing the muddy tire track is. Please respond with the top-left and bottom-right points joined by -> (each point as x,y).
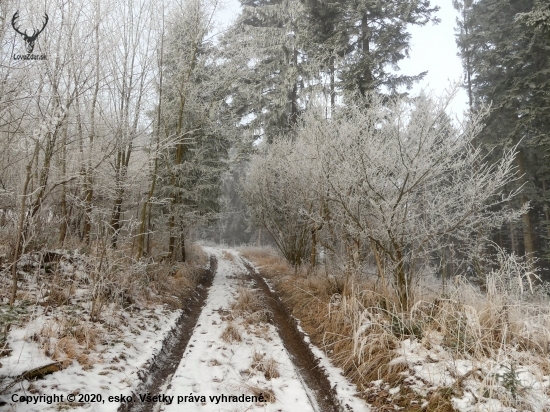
241,259 -> 342,412
119,256 -> 217,412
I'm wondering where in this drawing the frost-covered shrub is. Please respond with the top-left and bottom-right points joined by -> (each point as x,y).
245,90 -> 524,309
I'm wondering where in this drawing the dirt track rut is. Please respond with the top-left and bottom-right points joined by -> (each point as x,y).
119,256 -> 216,412
241,259 -> 341,412
124,248 -> 344,412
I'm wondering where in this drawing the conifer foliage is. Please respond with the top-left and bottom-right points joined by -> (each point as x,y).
454,0 -> 550,268
223,0 -> 440,138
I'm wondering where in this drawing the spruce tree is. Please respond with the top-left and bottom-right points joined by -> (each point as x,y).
455,0 -> 550,268
155,0 -> 232,261
223,0 -> 439,142
222,0 -> 307,141
337,0 -> 439,97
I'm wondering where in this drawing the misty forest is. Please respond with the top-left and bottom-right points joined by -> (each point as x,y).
1,0 -> 550,411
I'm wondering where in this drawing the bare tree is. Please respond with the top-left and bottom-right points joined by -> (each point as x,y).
244,90 -> 526,309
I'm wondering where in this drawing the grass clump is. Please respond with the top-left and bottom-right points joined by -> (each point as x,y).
231,286 -> 271,325
221,322 -> 242,343
251,351 -> 280,380
244,384 -> 276,403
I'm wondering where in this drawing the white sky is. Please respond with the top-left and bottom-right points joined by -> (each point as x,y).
215,0 -> 468,121
398,0 -> 469,121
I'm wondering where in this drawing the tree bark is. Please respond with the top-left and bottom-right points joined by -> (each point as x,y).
330,56 -> 335,112
395,247 -> 408,310
310,229 -> 316,267
516,149 -> 535,260
544,181 -> 550,240
58,122 -> 68,245
137,24 -> 164,259
360,13 -> 373,96
10,159 -> 34,306
82,13 -> 100,243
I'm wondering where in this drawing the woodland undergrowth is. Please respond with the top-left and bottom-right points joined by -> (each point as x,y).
241,246 -> 550,412
0,236 -> 207,382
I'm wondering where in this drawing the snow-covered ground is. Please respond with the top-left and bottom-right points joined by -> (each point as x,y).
162,247 -> 320,411
16,246 -> 542,411
241,255 -> 371,412
0,250 -> 186,411
1,304 -> 180,411
240,247 -> 550,412
392,334 -> 550,412
1,247 -> 372,412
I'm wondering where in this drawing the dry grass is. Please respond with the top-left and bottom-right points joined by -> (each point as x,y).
46,276 -> 74,307
221,322 -> 242,343
244,250 -> 405,393
244,383 -> 276,403
232,287 -> 263,313
39,316 -> 102,369
231,286 -> 271,325
187,243 -> 209,267
251,351 -> 280,380
240,246 -> 294,276
2,243 -> 209,382
243,247 -> 550,411
222,250 -> 235,262
423,388 -> 455,412
149,262 -> 202,309
251,350 -> 264,366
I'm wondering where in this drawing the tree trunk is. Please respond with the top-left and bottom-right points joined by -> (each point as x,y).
110,197 -> 123,248
517,149 -> 535,259
371,239 -> 387,297
330,56 -> 335,112
110,145 -> 131,248
146,208 -> 153,256
82,173 -> 93,242
137,24 -> 164,259
310,228 -> 316,267
360,13 -> 373,96
169,214 -> 176,259
82,12 -> 100,242
59,122 -> 69,245
510,221 -> 518,255
395,247 -> 408,310
10,160 -> 34,306
180,225 -> 186,262
290,48 -> 299,128
543,181 -> 550,240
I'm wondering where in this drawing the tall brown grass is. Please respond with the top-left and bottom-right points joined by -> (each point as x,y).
231,286 -> 271,325
240,246 -> 550,411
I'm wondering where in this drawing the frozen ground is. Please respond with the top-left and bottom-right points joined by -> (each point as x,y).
160,247 -> 369,411
1,303 -> 181,411
6,245 -> 541,411
161,247 -> 319,411
1,247 -> 370,412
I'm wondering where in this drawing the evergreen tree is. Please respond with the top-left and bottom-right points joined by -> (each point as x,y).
336,0 -> 439,97
154,0 -> 232,261
455,0 -> 550,269
222,0 -> 307,141
300,0 -> 348,109
224,0 -> 439,142
453,0 -> 475,110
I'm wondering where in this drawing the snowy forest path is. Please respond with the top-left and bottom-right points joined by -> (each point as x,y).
119,255 -> 217,412
144,246 -> 342,412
